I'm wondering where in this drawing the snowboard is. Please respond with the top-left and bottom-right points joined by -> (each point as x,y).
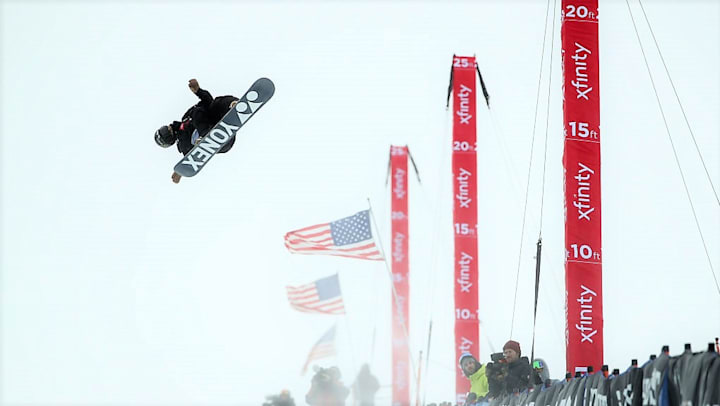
173,77 -> 275,177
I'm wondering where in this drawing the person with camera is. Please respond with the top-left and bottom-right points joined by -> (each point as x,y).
306,366 -> 350,406
486,340 -> 533,397
502,340 -> 532,393
458,352 -> 489,405
485,351 -> 509,398
263,389 -> 295,406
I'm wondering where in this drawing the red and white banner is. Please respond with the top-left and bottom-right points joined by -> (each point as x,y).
561,0 -> 603,373
390,145 -> 410,406
451,56 -> 479,404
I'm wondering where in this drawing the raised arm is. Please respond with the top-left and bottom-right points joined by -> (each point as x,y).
188,78 -> 212,108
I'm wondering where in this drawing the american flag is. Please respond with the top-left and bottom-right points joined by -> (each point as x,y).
284,210 -> 384,261
286,274 -> 345,315
302,324 -> 337,374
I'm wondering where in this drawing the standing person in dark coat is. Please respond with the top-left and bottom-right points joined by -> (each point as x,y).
351,364 -> 380,406
306,366 -> 350,406
502,340 -> 532,394
154,78 -> 239,183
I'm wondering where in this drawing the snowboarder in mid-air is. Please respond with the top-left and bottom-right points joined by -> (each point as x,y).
154,78 -> 239,183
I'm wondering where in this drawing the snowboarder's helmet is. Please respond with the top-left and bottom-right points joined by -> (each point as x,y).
154,125 -> 176,148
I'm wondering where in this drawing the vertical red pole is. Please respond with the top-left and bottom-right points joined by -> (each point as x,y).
390,145 -> 410,405
561,0 -> 604,373
451,56 -> 479,404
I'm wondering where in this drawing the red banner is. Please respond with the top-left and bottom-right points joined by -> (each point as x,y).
561,0 -> 603,373
451,56 -> 479,404
390,145 -> 410,406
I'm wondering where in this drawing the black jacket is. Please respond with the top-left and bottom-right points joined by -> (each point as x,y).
505,357 -> 532,394
171,88 -> 239,155
486,357 -> 532,397
486,361 -> 507,398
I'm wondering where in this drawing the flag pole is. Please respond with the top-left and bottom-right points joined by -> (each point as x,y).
300,323 -> 337,376
415,350 -> 423,406
420,321 -> 433,406
385,149 -> 392,187
337,272 -> 359,384
366,198 -> 419,389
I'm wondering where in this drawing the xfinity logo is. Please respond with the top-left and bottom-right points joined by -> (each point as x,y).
391,211 -> 407,221
393,168 -> 406,199
394,361 -> 408,390
572,42 -> 593,100
393,232 -> 405,263
573,162 -> 595,221
575,284 -> 598,343
643,370 -> 662,406
458,336 -> 473,352
456,84 -> 473,124
456,168 -> 472,208
390,146 -> 406,156
457,252 -> 474,293
587,388 -> 609,406
394,294 -> 407,326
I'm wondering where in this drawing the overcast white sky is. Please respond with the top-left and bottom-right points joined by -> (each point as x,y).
1,1 -> 718,405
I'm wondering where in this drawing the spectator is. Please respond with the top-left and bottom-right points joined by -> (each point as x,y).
531,358 -> 550,386
485,352 -> 509,398
502,340 -> 532,394
458,352 -> 489,404
263,389 -> 295,406
352,364 -> 380,406
306,366 -> 350,406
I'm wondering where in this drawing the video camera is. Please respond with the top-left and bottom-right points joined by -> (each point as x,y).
263,392 -> 294,406
311,366 -> 335,389
490,352 -> 506,363
486,352 -> 509,379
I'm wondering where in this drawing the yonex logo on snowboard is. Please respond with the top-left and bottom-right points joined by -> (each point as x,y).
180,121 -> 240,171
179,89 -> 263,172
235,90 -> 262,125
173,78 -> 274,178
